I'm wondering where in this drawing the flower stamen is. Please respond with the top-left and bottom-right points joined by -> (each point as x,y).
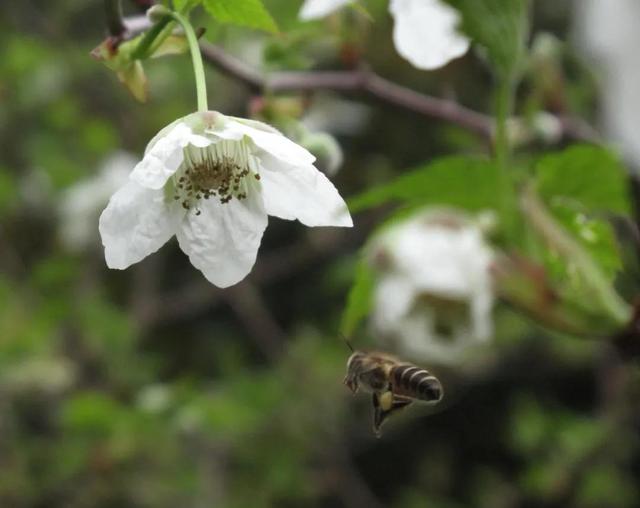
173,141 -> 257,212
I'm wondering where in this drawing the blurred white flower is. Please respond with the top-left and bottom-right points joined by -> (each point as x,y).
59,151 -> 135,251
299,0 -> 352,20
137,384 -> 172,414
299,95 -> 370,175
99,111 -> 352,288
299,0 -> 470,70
369,209 -> 494,364
3,357 -> 75,395
302,96 -> 370,136
575,0 -> 640,167
299,130 -> 344,176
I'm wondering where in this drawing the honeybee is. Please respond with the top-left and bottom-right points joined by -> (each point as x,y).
344,350 -> 443,436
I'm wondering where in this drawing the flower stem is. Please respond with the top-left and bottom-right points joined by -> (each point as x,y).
168,11 -> 208,112
494,73 -> 517,241
104,0 -> 125,36
131,15 -> 173,60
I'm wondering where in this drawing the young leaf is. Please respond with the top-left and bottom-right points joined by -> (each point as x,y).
535,145 -> 631,216
445,0 -> 529,77
203,0 -> 278,33
174,0 -> 201,12
530,145 -> 632,306
348,156 -> 500,213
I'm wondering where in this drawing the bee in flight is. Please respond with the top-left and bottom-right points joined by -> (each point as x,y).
344,349 -> 443,436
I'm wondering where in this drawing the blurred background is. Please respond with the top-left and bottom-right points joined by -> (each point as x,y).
1,1 -> 640,507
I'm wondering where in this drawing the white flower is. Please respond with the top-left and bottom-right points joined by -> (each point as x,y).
369,209 -> 494,364
99,111 -> 352,287
299,0 -> 470,70
299,0 -> 352,21
575,0 -> 640,167
59,151 -> 135,250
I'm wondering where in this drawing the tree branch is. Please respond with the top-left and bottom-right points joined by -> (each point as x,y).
199,42 -> 493,138
120,14 -> 598,142
222,282 -> 286,361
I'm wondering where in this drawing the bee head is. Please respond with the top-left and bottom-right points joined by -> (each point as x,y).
344,351 -> 366,394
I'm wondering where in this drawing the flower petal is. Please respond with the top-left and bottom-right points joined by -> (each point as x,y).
299,0 -> 350,20
210,117 -> 316,167
372,274 -> 417,332
258,152 -> 352,227
131,121 -> 214,190
99,180 -> 178,269
389,0 -> 470,70
175,192 -> 268,288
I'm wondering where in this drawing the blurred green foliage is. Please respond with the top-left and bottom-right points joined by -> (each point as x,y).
0,1 -> 639,507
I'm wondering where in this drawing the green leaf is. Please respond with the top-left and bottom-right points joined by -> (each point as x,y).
348,156 -> 500,213
445,0 -> 529,77
536,145 -> 631,216
547,205 -> 622,281
534,145 -> 631,284
340,257 -> 375,337
203,0 -> 278,33
174,0 -> 201,12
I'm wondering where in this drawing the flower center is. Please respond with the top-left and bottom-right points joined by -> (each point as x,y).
173,141 -> 261,214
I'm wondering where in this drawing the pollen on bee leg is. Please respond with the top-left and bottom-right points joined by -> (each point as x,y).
379,391 -> 394,411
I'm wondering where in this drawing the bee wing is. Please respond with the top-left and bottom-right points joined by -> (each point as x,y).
372,393 -> 414,437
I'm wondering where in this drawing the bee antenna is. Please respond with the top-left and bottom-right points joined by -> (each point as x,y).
339,332 -> 355,352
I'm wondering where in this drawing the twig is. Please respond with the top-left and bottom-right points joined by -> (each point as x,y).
105,0 -> 125,37
318,444 -> 386,508
222,282 -> 286,361
200,42 -> 492,138
120,14 -> 598,142
135,231 -> 349,327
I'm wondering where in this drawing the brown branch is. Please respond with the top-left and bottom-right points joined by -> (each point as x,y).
135,230 -> 352,327
199,42 -> 493,139
105,0 -> 125,37
222,282 -> 286,361
120,15 -> 598,142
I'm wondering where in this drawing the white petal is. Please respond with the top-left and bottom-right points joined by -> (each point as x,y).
210,117 -> 316,167
176,193 -> 268,288
372,274 -> 416,333
258,152 -> 352,227
143,117 -> 184,156
99,180 -> 177,269
389,0 -> 470,70
299,0 -> 350,20
470,284 -> 494,341
131,122 -> 214,190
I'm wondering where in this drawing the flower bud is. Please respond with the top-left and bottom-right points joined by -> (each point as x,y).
147,4 -> 172,23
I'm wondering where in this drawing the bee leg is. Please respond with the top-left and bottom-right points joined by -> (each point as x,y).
372,393 -> 414,437
391,395 -> 413,411
372,391 -> 393,437
372,393 -> 384,438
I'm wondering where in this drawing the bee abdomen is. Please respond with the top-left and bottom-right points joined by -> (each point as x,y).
392,364 -> 442,402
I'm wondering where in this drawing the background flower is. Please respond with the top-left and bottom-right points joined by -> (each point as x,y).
369,209 -> 495,364
58,151 -> 135,251
299,0 -> 470,70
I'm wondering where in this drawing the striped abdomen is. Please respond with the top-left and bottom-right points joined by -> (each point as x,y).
391,364 -> 442,402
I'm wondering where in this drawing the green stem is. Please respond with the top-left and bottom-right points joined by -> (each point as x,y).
131,15 -> 173,60
494,73 -> 517,241
167,11 -> 208,112
104,0 -> 125,36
